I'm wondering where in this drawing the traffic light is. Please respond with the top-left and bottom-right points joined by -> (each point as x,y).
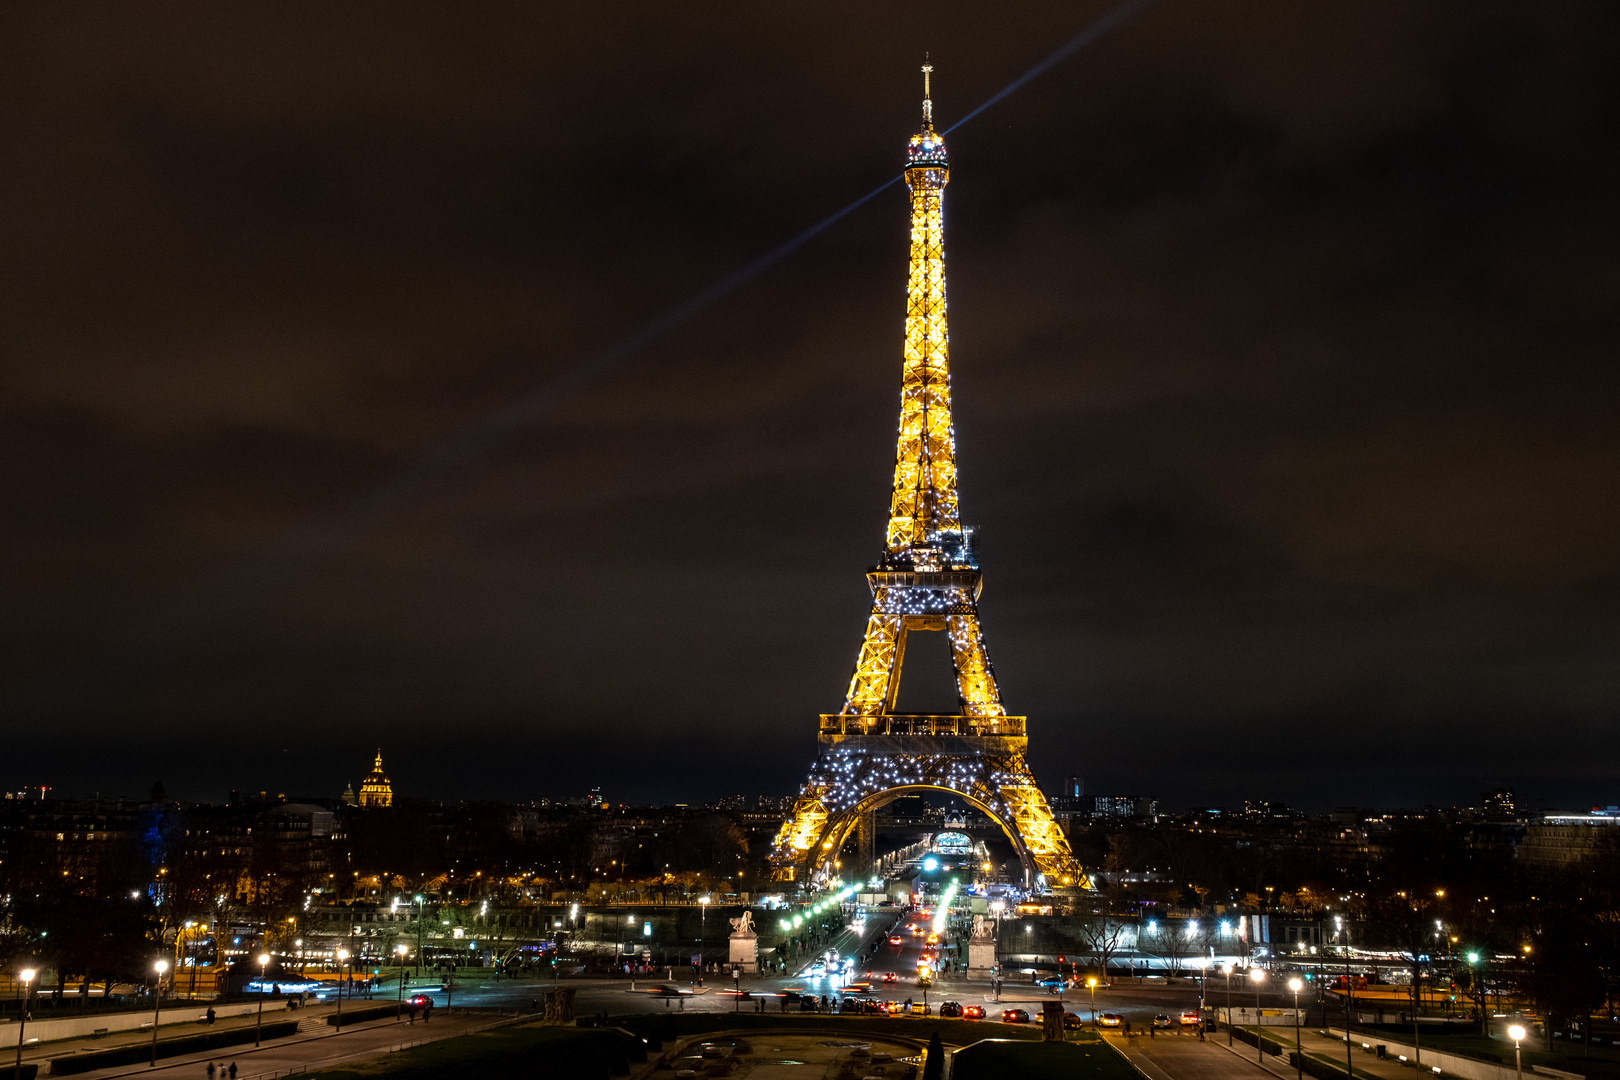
1058,956 -> 1065,963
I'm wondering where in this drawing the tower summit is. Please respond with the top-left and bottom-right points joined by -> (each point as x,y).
769,68 -> 1089,892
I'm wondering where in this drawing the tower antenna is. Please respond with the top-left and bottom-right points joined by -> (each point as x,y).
921,54 -> 934,127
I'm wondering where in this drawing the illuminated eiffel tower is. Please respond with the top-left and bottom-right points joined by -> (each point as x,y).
769,65 -> 1089,893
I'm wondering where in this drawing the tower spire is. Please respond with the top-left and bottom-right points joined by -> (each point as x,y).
921,55 -> 934,128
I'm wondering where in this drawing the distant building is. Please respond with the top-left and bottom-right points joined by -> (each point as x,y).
356,750 -> 393,808
1091,795 -> 1157,820
1480,787 -> 1516,819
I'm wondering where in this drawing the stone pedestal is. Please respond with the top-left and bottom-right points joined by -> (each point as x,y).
967,938 -> 997,977
728,935 -> 757,974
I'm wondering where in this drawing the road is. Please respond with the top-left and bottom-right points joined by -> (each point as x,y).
430,906 -> 1241,1031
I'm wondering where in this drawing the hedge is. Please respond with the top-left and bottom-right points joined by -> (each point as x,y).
326,1004 -> 403,1027
49,1020 -> 301,1074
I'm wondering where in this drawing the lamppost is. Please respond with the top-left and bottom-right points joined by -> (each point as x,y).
149,959 -> 169,1066
1223,964 -> 1235,1046
1087,976 -> 1098,1024
1289,977 -> 1304,1080
1509,1024 -> 1526,1080
335,949 -> 349,1026
698,895 -> 710,986
395,945 -> 408,1019
254,954 -> 271,1047
14,968 -> 35,1079
733,969 -> 740,1014
414,895 -> 425,977
1250,967 -> 1266,1062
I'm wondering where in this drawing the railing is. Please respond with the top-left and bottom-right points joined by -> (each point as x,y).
819,714 -> 1026,738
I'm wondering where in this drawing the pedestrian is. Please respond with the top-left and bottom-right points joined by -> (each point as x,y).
228,1064 -> 237,1080
408,1005 -> 416,1025
206,1007 -> 216,1026
207,1063 -> 216,1080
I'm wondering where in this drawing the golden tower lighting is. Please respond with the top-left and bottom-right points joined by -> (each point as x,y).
769,64 -> 1088,894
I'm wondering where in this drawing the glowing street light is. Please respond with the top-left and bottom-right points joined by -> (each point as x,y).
1087,976 -> 1099,1023
1289,977 -> 1304,1080
254,954 -> 271,1046
148,959 -> 170,1066
698,896 -> 710,986
15,968 -> 36,1077
1249,967 -> 1267,1063
1509,1025 -> 1527,1080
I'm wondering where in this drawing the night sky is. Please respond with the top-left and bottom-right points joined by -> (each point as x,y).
4,3 -> 1617,810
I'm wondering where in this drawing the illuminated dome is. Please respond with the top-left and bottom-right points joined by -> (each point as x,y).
907,129 -> 948,167
357,749 -> 393,808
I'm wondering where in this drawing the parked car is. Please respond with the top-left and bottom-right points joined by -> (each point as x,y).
938,1001 -> 962,1017
1153,1014 -> 1173,1029
1098,1012 -> 1124,1028
961,1005 -> 986,1020
1063,1011 -> 1085,1030
1001,1008 -> 1031,1024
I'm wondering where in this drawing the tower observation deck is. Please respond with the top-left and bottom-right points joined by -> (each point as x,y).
768,66 -> 1090,893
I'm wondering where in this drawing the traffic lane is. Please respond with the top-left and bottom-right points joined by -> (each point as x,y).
1113,1032 -> 1286,1080
60,1012 -> 495,1080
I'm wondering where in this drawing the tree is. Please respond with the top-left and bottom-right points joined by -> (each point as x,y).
1076,916 -> 1128,980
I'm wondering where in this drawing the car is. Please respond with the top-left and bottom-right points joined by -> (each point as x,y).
844,982 -> 873,995
407,994 -> 434,1008
961,1005 -> 986,1020
1153,1014 -> 1172,1029
889,935 -> 903,946
1179,1011 -> 1201,1026
1001,1008 -> 1031,1024
1038,976 -> 1066,993
908,1002 -> 931,1016
1098,1012 -> 1124,1028
882,971 -> 898,983
1064,1011 -> 1085,1030
938,1001 -> 962,1017
926,932 -> 939,945
809,960 -> 827,975
882,1000 -> 905,1015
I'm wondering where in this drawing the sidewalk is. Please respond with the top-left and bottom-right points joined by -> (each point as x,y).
17,996 -> 404,1071
25,1009 -> 508,1080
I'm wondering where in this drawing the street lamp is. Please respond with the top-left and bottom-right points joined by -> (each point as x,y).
1087,976 -> 1098,1024
1249,967 -> 1266,1062
395,945 -> 408,1018
1289,977 -> 1304,1080
14,968 -> 35,1079
699,896 -> 710,986
335,949 -> 350,1026
1222,964 -> 1235,1046
1509,1025 -> 1526,1080
149,959 -> 169,1066
254,954 -> 271,1047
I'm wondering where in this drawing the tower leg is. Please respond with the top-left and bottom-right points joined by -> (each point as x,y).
858,809 -> 876,881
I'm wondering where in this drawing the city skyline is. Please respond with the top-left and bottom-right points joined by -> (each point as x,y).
4,4 -> 1617,810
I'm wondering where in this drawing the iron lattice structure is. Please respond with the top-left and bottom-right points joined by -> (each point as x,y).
769,71 -> 1090,893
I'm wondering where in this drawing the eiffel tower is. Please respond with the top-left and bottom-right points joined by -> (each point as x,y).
769,65 -> 1089,893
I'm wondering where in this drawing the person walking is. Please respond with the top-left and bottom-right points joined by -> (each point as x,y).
228,1064 -> 237,1079
207,1063 -> 216,1080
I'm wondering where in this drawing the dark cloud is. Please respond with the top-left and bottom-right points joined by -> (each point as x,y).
1,2 -> 1617,810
